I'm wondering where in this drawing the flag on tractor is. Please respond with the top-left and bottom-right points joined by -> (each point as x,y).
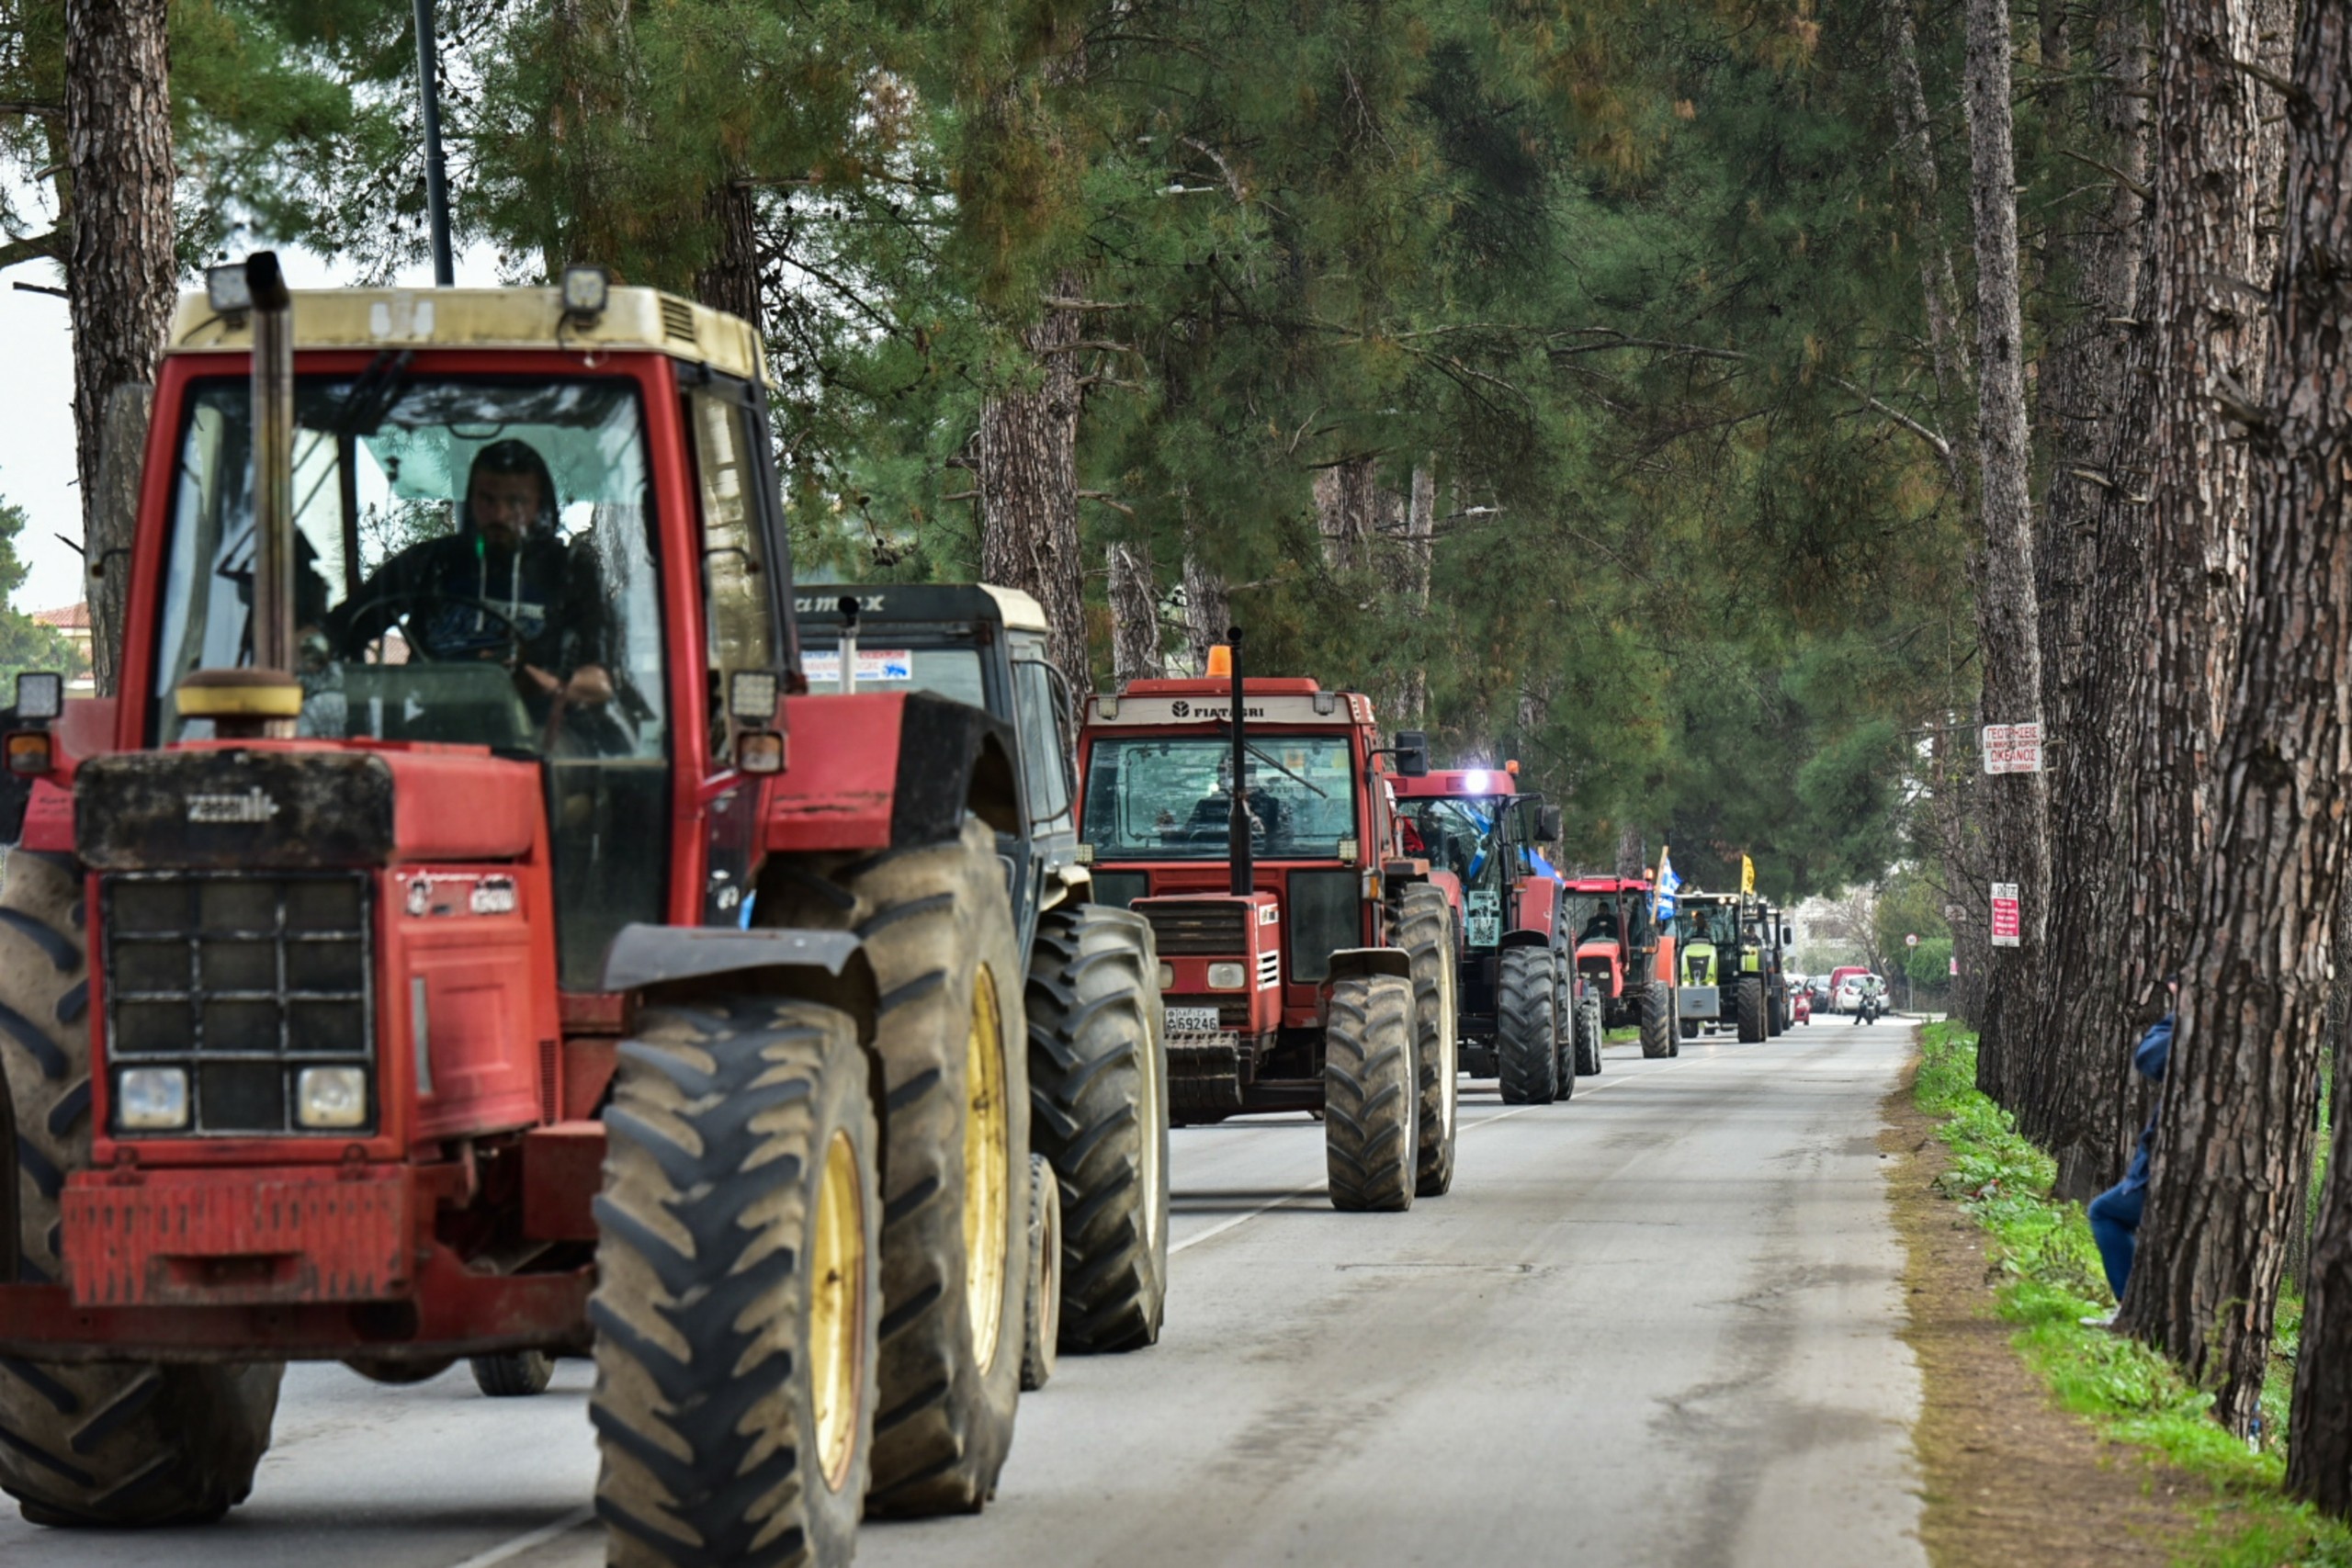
1740,855 -> 1756,895
1654,848 -> 1681,921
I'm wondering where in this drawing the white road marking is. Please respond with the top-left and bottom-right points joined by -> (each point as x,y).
444,1506 -> 594,1568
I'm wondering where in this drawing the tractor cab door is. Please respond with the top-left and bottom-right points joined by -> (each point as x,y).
1006,633 -> 1078,952
682,370 -> 788,943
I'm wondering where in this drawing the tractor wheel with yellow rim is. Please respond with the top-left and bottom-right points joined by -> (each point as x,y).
590,993 -> 880,1568
754,818 -> 1030,1517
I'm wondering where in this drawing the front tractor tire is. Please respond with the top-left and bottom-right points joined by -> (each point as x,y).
1024,903 -> 1168,1355
1736,977 -> 1767,1043
1323,975 -> 1419,1213
1496,949 -> 1559,1106
755,820 -> 1029,1517
470,1351 -> 554,1398
592,996 -> 880,1568
0,850 -> 284,1529
1021,1153 -> 1061,1392
1394,885 -> 1460,1198
1641,979 -> 1679,1059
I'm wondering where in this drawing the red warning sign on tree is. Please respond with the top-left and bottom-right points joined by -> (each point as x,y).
1990,883 -> 2021,947
1983,723 -> 2044,774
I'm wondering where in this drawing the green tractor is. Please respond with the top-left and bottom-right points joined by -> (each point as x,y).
1672,891 -> 1792,1043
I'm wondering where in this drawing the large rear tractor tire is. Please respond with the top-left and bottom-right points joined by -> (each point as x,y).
1575,994 -> 1605,1077
1394,885 -> 1459,1198
1496,949 -> 1559,1105
1024,903 -> 1167,1355
753,820 -> 1029,1517
0,850 -> 284,1529
1323,976 -> 1418,1213
592,996 -> 880,1568
1640,979 -> 1678,1059
1736,977 -> 1766,1043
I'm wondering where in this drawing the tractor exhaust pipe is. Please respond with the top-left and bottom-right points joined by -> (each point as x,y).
1227,625 -> 1251,898
248,253 -> 297,683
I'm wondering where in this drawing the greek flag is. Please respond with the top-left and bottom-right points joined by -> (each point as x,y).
1654,847 -> 1681,921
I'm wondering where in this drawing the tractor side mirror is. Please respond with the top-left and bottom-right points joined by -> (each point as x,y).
1538,805 -> 1563,843
1393,730 -> 1430,777
1781,924 -> 1794,947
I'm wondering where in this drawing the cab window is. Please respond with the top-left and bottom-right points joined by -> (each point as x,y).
1011,652 -> 1071,827
686,383 -> 775,760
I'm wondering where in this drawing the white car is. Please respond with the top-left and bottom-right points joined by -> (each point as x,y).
1836,975 -> 1884,1013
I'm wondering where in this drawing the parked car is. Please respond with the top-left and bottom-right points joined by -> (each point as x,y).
1826,964 -> 1871,1011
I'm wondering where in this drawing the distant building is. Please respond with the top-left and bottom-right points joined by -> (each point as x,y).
31,604 -> 94,694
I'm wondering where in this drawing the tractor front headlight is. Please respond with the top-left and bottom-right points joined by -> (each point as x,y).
296,1066 -> 369,1129
1206,961 -> 1247,990
118,1067 -> 189,1131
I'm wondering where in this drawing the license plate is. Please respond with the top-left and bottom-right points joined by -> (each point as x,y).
1165,1006 -> 1222,1032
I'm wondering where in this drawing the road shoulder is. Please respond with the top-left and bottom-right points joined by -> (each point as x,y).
1880,1053 -> 2193,1568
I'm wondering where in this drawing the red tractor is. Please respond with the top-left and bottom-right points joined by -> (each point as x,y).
1562,874 -> 1682,1059
0,259 -> 1069,1562
1389,765 -> 1600,1103
1074,635 -> 1460,1210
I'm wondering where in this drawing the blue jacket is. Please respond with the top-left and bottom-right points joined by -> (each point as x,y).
2120,1014 -> 2173,1191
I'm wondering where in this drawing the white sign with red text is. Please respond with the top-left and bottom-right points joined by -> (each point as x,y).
1990,883 -> 2020,947
1983,722 -> 2044,774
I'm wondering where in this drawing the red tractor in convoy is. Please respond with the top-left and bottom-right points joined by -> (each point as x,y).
1563,874 -> 1682,1059
1389,764 -> 1600,1103
0,259 -> 1076,1564
1074,635 -> 1461,1210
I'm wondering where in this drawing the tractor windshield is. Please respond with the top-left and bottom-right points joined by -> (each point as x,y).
1081,734 -> 1357,861
1565,894 -> 1618,948
153,374 -> 667,761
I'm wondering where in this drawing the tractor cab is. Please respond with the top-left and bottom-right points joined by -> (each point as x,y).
792,583 -> 1081,953
1561,872 -> 1683,1058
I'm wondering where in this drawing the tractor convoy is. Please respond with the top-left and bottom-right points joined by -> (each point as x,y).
0,263 -> 1815,1565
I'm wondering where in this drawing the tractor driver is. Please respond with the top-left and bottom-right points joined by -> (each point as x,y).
1580,906 -> 1620,946
322,439 -> 614,720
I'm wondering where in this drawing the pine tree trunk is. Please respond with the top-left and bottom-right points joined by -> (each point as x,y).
1106,540 -> 1160,683
62,0 -> 173,695
2261,0 -> 2352,1493
1396,462 -> 1435,724
2117,0 -> 2306,1431
1313,457 -> 1378,574
1616,825 -> 1646,882
1962,0 -> 2053,1110
694,176 -> 762,324
978,273 -> 1087,681
1886,0 -> 1975,502
1181,548 -> 1228,674
2027,0 -> 2153,1198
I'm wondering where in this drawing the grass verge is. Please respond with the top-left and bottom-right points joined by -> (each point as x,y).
1914,1020 -> 2352,1567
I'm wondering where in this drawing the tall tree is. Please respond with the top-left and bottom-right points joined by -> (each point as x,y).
2113,0 -> 2291,1408
1961,0 -> 2051,1105
61,0 -> 173,691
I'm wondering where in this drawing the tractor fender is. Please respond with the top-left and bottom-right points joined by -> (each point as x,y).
765,690 -> 1019,854
1512,876 -> 1560,939
601,924 -> 883,1043
1324,947 -> 1413,984
1498,929 -> 1553,953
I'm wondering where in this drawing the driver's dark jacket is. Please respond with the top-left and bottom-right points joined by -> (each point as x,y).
326,527 -> 606,675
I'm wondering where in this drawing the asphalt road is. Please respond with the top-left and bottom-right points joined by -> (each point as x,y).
0,1020 -> 1927,1568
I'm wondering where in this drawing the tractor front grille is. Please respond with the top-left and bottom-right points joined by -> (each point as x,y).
1138,900 -> 1248,956
102,872 -> 376,1135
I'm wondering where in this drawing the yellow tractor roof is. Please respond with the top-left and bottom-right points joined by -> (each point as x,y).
164,285 -> 770,388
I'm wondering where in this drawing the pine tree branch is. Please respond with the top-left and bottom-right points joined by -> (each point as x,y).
1078,491 -> 1136,516
0,231 -> 63,272
2056,147 -> 2152,202
0,100 -> 62,119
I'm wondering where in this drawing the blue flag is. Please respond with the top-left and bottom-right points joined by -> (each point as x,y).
1653,847 -> 1681,922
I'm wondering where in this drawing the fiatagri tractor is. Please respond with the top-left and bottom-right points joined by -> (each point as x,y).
1073,635 -> 1461,1211
1563,874 -> 1681,1059
1390,764 -> 1601,1103
1671,891 -> 1794,1043
792,586 -> 1170,1363
0,259 -> 1066,1564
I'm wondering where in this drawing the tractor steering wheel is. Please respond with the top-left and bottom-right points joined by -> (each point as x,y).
337,590 -> 529,665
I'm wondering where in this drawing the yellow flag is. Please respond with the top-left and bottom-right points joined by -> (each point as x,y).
1740,855 -> 1756,895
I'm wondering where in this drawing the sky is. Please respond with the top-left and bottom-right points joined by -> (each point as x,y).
0,241 -> 487,617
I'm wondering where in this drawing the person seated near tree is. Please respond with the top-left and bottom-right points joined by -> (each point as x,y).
2085,977 -> 2177,1323
322,439 -> 613,723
